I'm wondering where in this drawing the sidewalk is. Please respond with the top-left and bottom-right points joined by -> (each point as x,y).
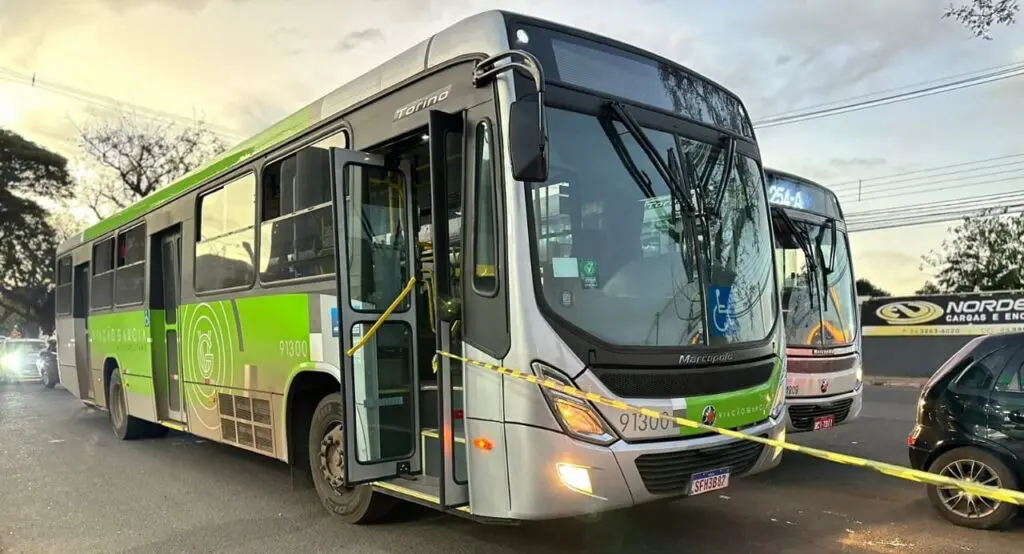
865,376 -> 928,389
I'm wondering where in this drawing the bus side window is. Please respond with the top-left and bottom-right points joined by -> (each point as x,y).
195,174 -> 256,293
471,120 -> 498,296
114,224 -> 146,306
91,238 -> 115,310
55,256 -> 73,316
259,130 -> 348,283
462,116 -> 510,358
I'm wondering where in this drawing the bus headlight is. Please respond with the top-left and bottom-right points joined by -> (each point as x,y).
532,362 -> 618,446
2,353 -> 19,370
770,370 -> 786,420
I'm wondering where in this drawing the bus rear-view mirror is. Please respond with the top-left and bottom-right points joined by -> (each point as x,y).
509,93 -> 548,183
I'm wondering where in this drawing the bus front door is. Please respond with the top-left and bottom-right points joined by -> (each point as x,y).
427,109 -> 470,509
331,148 -> 423,484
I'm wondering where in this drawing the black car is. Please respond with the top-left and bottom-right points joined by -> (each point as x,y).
908,332 -> 1024,530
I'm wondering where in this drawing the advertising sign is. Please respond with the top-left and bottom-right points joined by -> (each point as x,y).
861,290 -> 1024,336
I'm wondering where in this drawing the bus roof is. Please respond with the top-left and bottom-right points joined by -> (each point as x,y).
59,9 -> 750,255
59,9 -> 514,254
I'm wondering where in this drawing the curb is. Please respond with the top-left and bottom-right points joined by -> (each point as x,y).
866,377 -> 927,389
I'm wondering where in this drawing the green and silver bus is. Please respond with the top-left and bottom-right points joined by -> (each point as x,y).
766,169 -> 862,433
54,10 -> 786,523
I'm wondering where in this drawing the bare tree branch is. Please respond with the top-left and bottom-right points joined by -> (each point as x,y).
944,0 -> 1019,39
75,108 -> 228,217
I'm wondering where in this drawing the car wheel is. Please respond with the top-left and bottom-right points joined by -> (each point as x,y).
926,446 -> 1019,530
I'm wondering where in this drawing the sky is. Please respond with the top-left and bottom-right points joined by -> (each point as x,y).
2,0 -> 1023,295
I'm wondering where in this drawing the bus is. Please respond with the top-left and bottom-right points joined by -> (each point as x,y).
765,169 -> 862,433
53,10 -> 786,524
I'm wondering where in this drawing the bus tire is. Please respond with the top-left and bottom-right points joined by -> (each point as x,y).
108,371 -> 146,440
308,392 -> 395,524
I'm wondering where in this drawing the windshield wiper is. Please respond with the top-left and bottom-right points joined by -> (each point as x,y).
709,136 -> 736,217
598,115 -> 656,200
773,206 -> 820,309
605,101 -> 697,216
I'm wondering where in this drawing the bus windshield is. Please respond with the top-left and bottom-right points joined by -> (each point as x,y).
529,107 -> 776,348
775,217 -> 857,347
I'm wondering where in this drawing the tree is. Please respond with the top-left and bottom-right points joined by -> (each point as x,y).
0,128 -> 74,333
922,208 -> 1024,293
76,110 -> 228,220
855,278 -> 890,297
943,0 -> 1019,39
916,281 -> 943,295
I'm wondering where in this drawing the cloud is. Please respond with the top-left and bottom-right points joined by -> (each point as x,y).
334,28 -> 385,52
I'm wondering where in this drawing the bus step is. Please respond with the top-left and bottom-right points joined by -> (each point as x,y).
420,427 -> 466,479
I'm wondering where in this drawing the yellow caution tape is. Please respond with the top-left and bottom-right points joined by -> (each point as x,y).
436,350 -> 1024,507
346,275 -> 1024,507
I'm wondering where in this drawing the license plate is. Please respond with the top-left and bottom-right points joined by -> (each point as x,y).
813,415 -> 835,431
689,468 -> 730,495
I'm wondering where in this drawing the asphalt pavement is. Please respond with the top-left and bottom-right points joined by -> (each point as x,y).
1,383 -> 1021,554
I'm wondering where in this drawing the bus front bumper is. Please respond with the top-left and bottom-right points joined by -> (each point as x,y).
503,415 -> 784,520
783,388 -> 863,433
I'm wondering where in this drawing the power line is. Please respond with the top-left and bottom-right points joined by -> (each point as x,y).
848,202 -> 1024,232
761,61 -> 1024,120
838,170 -> 1024,203
752,64 -> 1024,129
847,189 -> 1024,219
0,64 -> 245,141
826,152 -> 1024,189
846,190 -> 1024,231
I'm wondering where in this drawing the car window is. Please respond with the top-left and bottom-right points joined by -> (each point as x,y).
956,346 -> 1015,391
994,361 -> 1023,393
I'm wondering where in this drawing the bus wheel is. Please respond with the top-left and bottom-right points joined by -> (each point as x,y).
108,371 -> 145,440
308,393 -> 395,524
41,369 -> 56,389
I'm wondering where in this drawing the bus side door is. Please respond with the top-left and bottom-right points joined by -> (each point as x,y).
331,148 -> 423,484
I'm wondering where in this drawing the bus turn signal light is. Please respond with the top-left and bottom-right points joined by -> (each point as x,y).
472,437 -> 493,451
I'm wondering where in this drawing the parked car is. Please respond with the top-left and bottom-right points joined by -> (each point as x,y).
908,332 -> 1024,530
36,337 -> 59,389
0,338 -> 48,384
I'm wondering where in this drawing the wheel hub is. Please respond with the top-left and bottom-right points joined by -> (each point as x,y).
937,458 -> 1001,519
319,423 -> 346,491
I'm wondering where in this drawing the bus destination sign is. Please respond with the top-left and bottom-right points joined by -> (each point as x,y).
766,172 -> 841,220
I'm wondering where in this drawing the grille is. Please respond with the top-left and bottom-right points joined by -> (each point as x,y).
217,392 -> 274,454
592,358 -> 775,399
218,394 -> 234,417
634,436 -> 766,495
237,422 -> 255,448
787,398 -> 854,431
252,399 -> 272,425
235,397 -> 253,421
221,418 -> 236,442
787,354 -> 858,374
254,427 -> 274,453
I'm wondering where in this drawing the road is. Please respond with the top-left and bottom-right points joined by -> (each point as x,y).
0,384 -> 1020,554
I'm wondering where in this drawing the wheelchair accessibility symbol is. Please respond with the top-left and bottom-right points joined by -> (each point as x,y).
708,286 -> 738,337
